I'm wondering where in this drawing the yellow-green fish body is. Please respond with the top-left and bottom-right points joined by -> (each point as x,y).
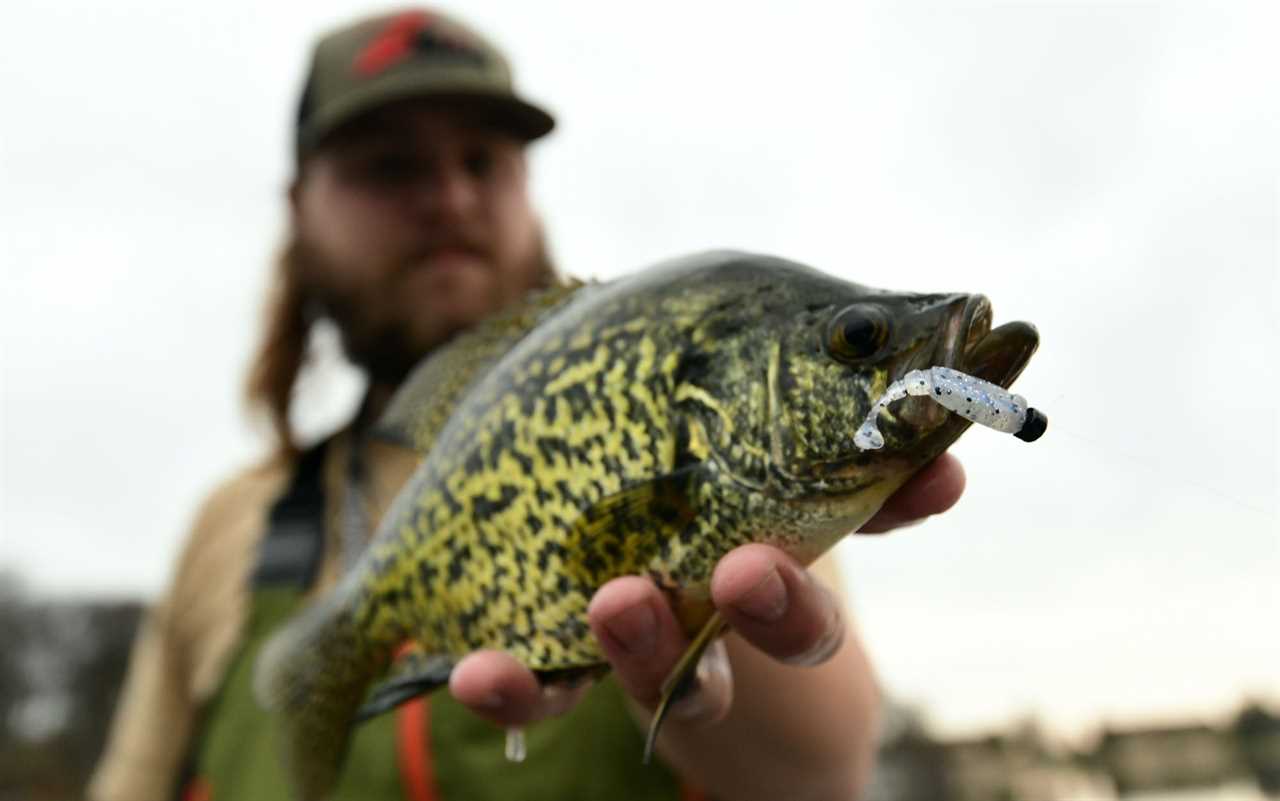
256,250 -> 1039,798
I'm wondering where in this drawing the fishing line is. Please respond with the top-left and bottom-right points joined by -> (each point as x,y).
856,371 -> 1271,519
1049,424 -> 1274,521
1028,386 -> 1272,520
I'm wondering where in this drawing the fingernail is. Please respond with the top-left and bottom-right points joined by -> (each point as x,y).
603,602 -> 657,655
787,603 -> 847,667
731,567 -> 787,623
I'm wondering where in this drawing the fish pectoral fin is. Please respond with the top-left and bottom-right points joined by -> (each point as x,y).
643,611 -> 728,763
564,466 -> 704,587
354,646 -> 455,723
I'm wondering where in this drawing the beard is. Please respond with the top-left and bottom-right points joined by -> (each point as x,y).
288,229 -> 557,387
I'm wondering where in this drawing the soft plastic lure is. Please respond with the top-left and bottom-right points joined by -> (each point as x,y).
505,728 -> 526,762
855,366 -> 1047,450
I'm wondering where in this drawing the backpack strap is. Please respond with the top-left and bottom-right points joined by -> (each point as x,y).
251,441 -> 330,589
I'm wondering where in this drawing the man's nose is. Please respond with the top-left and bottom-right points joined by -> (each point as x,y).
413,164 -> 478,219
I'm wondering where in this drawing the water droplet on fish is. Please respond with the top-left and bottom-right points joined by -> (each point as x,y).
505,727 -> 527,762
855,366 -> 1047,450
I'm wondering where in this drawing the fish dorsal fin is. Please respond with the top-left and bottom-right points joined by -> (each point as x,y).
375,279 -> 586,452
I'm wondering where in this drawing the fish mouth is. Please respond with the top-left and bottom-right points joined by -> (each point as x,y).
890,294 -> 1039,438
800,294 -> 1039,491
962,319 -> 1039,388
940,294 -> 1038,387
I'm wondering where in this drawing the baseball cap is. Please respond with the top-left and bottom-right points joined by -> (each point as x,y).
294,8 -> 555,161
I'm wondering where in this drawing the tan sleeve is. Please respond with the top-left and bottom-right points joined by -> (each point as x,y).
86,599 -> 194,801
87,457 -> 289,801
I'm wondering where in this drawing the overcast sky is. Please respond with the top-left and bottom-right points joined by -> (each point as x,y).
2,1 -> 1276,740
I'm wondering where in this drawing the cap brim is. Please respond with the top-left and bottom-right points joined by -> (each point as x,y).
299,80 -> 555,158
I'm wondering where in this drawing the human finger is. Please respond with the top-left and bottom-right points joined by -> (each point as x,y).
448,649 -> 588,727
587,576 -> 733,725
710,543 -> 845,666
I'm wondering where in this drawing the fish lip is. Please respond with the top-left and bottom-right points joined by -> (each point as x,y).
963,320 -> 1040,389
942,294 -> 994,372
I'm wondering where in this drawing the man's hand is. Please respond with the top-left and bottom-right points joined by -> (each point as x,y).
449,453 -> 966,729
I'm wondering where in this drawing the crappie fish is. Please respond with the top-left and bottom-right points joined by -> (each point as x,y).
255,250 -> 1040,798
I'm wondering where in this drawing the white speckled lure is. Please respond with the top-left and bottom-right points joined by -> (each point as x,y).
855,366 -> 1047,451
505,727 -> 527,762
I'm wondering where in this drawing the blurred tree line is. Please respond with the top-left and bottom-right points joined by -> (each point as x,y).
1,568 -> 1277,801
869,699 -> 1280,801
0,574 -> 141,801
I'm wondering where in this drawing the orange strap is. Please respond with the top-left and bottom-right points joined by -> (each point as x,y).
393,691 -> 707,801
680,784 -> 709,801
182,777 -> 213,801
396,695 -> 437,801
390,635 -> 698,801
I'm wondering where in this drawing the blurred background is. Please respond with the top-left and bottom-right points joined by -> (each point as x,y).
2,1 -> 1276,799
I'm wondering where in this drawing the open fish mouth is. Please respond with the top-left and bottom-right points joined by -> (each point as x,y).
890,294 -> 1039,438
941,294 -> 995,374
961,319 -> 1039,389
944,294 -> 1039,390
804,293 -> 1040,488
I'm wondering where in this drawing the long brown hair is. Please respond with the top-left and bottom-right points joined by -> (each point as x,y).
244,238 -> 313,458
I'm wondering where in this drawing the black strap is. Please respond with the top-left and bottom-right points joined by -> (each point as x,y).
251,440 -> 330,589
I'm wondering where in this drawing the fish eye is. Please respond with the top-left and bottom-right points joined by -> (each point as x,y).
826,304 -> 891,363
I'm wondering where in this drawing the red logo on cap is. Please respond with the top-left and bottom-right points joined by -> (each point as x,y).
354,10 -> 433,77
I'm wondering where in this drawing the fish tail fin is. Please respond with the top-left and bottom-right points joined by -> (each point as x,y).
253,589 -> 391,800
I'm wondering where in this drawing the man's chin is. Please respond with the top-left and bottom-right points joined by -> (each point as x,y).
422,251 -> 488,274
418,263 -> 506,313
402,262 -> 494,309
341,304 -> 477,385
406,252 -> 491,286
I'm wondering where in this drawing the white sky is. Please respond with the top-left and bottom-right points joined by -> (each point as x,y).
2,1 -> 1277,741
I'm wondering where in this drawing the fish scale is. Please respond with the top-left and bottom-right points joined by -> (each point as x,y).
254,250 -> 1041,799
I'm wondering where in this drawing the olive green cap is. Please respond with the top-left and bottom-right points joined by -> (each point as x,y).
295,8 -> 555,161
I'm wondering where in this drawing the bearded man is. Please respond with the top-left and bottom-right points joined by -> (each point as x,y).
91,9 -> 965,801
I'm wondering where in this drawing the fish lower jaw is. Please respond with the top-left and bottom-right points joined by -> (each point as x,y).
788,476 -> 901,528
763,467 -> 876,503
778,489 -> 899,563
